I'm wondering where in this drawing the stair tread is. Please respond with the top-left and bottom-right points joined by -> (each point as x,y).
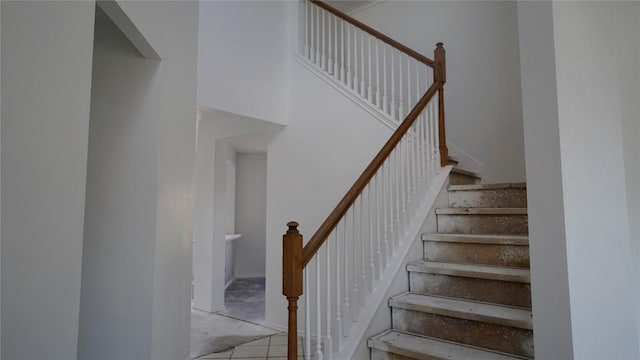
449,183 -> 527,191
369,330 -> 527,360
390,293 -> 533,330
451,167 -> 481,179
407,261 -> 531,283
436,207 -> 528,215
422,233 -> 529,245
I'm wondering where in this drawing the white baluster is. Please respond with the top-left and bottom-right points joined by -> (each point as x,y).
327,14 -> 332,74
368,35 -> 373,103
316,5 -> 320,66
359,196 -> 367,298
383,45 -> 388,115
390,51 -> 396,120
376,40 -> 381,109
321,9 -> 326,70
391,148 -> 398,251
325,241 -> 332,360
399,55 -> 404,121
304,1 -> 309,58
374,174 -> 382,279
407,56 -> 412,112
335,224 -> 343,351
343,208 -> 350,327
368,185 -> 375,292
396,145 -> 402,240
347,25 -> 352,89
410,121 -> 418,212
418,111 -> 425,189
310,4 -> 315,63
341,21 -> 345,84
431,99 -> 437,175
381,162 -> 389,267
305,267 -> 311,360
417,63 -> 423,189
352,201 -> 359,321
401,136 -> 408,234
360,32 -> 365,98
334,15 -> 338,78
353,29 -> 359,93
315,257 -> 323,360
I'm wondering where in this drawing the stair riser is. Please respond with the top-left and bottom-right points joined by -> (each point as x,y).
392,309 -> 534,358
449,172 -> 480,185
371,349 -> 424,360
409,273 -> 532,308
423,242 -> 530,267
449,189 -> 527,208
437,214 -> 528,235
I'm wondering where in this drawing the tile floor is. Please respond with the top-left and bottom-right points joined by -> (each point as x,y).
220,277 -> 266,324
197,334 -> 315,359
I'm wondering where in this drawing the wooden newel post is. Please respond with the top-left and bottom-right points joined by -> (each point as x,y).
434,42 -> 449,167
282,221 -> 303,360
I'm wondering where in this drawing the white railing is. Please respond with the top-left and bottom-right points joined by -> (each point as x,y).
282,2 -> 447,359
299,0 -> 434,124
298,91 -> 442,359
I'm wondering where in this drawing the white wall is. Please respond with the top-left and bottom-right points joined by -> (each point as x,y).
516,2 -> 574,358
519,1 -> 640,358
78,7 -> 158,359
110,3 -> 199,358
198,1 -> 290,125
234,153 -> 268,278
351,1 -> 525,183
614,4 -> 640,349
552,3 -> 639,358
192,120 -> 225,313
264,60 -> 394,329
1,2 -> 95,359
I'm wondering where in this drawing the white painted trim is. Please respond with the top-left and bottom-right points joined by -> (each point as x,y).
295,55 -> 399,132
448,142 -> 484,177
97,0 -> 160,59
191,304 -> 225,314
338,166 -> 452,359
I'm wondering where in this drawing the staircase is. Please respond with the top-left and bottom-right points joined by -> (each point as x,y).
368,170 -> 533,359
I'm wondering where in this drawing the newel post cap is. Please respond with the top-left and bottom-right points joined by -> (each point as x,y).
287,221 -> 299,232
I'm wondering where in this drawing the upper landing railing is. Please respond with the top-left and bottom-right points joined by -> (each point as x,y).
283,1 -> 448,359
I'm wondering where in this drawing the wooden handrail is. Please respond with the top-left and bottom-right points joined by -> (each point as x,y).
311,1 -> 434,68
302,81 -> 441,266
284,4 -> 448,356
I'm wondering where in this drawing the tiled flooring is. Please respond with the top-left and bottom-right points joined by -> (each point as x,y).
197,334 -> 315,359
220,277 -> 265,324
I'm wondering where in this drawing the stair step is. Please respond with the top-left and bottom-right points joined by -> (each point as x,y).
409,268 -> 532,308
390,294 -> 534,357
369,330 -> 527,360
422,234 -> 530,267
422,233 -> 529,246
436,208 -> 527,215
436,208 -> 528,235
408,261 -> 530,283
449,183 -> 526,191
449,168 -> 481,185
390,293 -> 532,330
448,183 -> 527,208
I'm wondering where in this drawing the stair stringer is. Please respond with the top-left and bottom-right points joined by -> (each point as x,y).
337,166 -> 452,360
